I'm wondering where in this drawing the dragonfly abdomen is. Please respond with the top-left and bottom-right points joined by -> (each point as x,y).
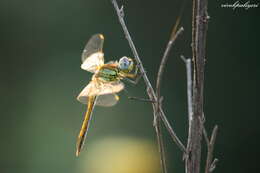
97,67 -> 119,82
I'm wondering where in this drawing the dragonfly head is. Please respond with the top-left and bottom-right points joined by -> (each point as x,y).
118,56 -> 134,73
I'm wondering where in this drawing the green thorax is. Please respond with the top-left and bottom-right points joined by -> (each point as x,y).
96,65 -> 120,82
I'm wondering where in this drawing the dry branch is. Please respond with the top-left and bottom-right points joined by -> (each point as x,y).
111,0 -> 186,172
155,26 -> 184,173
110,0 -> 185,152
205,125 -> 218,173
184,0 -> 210,171
110,1 -> 218,173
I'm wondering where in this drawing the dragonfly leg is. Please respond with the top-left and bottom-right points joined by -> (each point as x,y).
124,77 -> 138,85
126,60 -> 144,84
124,71 -> 143,85
123,89 -> 155,103
128,96 -> 155,103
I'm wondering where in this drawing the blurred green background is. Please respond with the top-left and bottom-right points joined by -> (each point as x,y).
0,0 -> 259,173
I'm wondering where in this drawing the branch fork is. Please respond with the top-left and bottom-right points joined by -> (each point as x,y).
110,1 -> 217,173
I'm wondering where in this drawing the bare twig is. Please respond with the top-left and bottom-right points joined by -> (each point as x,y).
205,125 -> 218,173
110,1 -> 186,172
153,96 -> 167,173
185,0 -> 209,171
210,126 -> 218,146
154,116 -> 168,173
111,0 -> 185,151
180,56 -> 193,121
128,96 -> 155,103
180,55 -> 193,164
159,107 -> 186,153
209,158 -> 218,172
155,25 -> 184,173
156,27 -> 184,101
202,123 -> 210,147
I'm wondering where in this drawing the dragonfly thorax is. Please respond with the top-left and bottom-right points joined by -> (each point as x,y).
96,66 -> 120,82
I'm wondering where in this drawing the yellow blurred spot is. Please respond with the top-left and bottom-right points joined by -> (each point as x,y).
78,137 -> 161,173
99,34 -> 104,40
115,94 -> 120,101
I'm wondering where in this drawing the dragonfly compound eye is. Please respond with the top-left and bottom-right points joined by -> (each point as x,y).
119,56 -> 133,71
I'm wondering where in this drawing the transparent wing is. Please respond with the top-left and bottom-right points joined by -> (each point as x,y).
81,34 -> 105,73
82,34 -> 104,62
96,94 -> 119,107
77,80 -> 124,105
106,60 -> 117,65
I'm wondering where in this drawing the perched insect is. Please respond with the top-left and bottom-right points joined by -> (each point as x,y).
76,34 -> 139,156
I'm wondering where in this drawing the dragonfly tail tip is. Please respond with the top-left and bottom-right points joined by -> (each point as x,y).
76,150 -> 80,157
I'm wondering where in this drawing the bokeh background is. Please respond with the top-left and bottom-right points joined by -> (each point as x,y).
0,0 -> 259,173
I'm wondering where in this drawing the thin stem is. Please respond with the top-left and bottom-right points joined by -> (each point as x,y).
181,55 -> 194,167
202,124 -> 210,147
128,96 -> 155,103
181,55 -> 198,173
205,125 -> 218,173
154,115 -> 168,173
111,0 -> 185,150
153,24 -> 184,173
180,56 -> 193,121
156,27 -> 184,102
185,0 -> 209,171
159,107 -> 186,153
209,158 -> 219,172
110,1 -> 186,172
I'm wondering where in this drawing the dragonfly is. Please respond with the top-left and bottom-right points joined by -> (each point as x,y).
76,34 -> 139,156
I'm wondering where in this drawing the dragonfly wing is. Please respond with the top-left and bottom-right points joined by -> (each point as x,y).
106,60 -> 118,65
97,81 -> 125,96
77,81 -> 124,105
77,81 -> 98,104
96,94 -> 119,107
81,34 -> 105,73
